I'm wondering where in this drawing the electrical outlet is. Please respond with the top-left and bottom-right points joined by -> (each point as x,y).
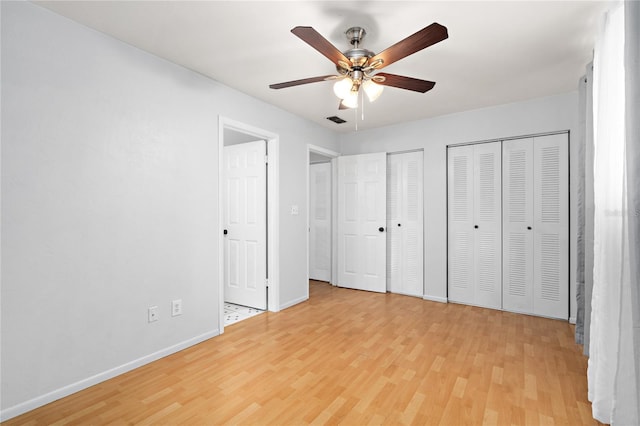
172,299 -> 182,317
148,306 -> 159,323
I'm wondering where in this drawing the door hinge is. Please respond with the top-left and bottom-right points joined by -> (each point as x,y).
265,278 -> 269,288
265,155 -> 269,165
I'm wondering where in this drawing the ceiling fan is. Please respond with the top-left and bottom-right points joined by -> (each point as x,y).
269,23 -> 448,109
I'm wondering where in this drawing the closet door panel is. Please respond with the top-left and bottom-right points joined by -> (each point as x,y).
502,138 -> 534,313
401,152 -> 424,296
473,142 -> 502,309
387,152 -> 423,297
448,145 -> 475,304
533,134 -> 568,319
387,156 -> 402,292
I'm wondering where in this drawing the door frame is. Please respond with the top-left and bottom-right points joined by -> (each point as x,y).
306,144 -> 340,290
219,116 -> 280,334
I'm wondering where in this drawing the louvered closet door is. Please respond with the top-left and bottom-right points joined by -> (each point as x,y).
448,145 -> 475,305
503,138 -> 534,314
448,143 -> 501,308
387,152 -> 424,297
503,134 -> 568,319
473,143 -> 502,309
533,134 -> 568,319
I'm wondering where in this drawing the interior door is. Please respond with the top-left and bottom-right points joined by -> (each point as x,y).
532,133 -> 568,319
223,140 -> 267,310
448,142 -> 501,309
448,145 -> 475,304
473,142 -> 502,309
503,138 -> 534,314
387,151 -> 424,297
309,162 -> 332,282
337,152 -> 387,293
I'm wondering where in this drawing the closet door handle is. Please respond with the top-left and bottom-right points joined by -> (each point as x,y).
527,226 -> 532,230
378,227 -> 385,232
474,225 -> 479,229
397,223 -> 402,227
223,229 -> 228,235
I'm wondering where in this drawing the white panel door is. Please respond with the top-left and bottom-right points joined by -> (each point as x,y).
533,134 -> 568,319
447,145 -> 475,305
309,162 -> 332,282
387,152 -> 424,297
473,142 -> 502,309
502,138 -> 534,314
338,152 -> 387,293
223,140 -> 267,310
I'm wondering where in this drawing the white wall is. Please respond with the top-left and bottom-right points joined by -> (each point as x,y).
339,92 -> 580,319
0,2 -> 337,418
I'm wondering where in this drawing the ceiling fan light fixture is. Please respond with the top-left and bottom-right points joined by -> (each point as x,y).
333,78 -> 353,99
342,91 -> 359,109
363,79 -> 384,102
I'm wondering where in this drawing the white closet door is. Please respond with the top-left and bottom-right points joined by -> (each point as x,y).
502,138 -> 534,314
387,156 -> 402,292
309,162 -> 332,282
473,142 -> 502,309
448,145 -> 475,305
387,152 -> 424,297
338,153 -> 387,293
448,142 -> 501,308
533,134 -> 568,319
223,140 -> 267,310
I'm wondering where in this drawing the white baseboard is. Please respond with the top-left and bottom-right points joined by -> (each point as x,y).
279,295 -> 308,310
423,295 -> 448,303
569,317 -> 577,324
0,328 -> 220,422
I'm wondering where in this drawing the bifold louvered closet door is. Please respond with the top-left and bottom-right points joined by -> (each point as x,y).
447,142 -> 502,309
503,134 -> 568,319
387,151 -> 424,297
447,133 -> 568,319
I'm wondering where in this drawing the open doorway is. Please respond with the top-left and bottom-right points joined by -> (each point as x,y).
219,117 -> 279,333
307,145 -> 339,293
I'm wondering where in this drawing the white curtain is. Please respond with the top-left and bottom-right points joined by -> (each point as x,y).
623,0 -> 640,422
588,1 -> 640,424
576,63 -> 594,354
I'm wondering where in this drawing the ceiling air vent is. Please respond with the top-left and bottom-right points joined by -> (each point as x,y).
326,116 -> 347,124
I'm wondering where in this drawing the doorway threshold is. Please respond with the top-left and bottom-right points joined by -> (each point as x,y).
223,303 -> 265,326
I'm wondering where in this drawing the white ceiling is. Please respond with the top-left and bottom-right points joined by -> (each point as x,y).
36,1 -> 609,133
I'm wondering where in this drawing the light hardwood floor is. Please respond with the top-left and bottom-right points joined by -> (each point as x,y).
5,281 -> 599,425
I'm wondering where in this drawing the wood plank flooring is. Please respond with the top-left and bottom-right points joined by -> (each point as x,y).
4,281 -> 599,425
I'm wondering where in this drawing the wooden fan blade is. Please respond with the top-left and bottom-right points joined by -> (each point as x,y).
369,23 -> 448,69
269,75 -> 335,89
374,73 -> 436,93
291,26 -> 350,65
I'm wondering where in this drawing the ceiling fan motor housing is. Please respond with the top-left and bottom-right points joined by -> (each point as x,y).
345,27 -> 366,46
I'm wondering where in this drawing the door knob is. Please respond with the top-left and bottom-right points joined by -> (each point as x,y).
474,225 -> 479,229
397,223 -> 402,227
378,227 -> 385,232
527,226 -> 532,230
223,229 -> 228,235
